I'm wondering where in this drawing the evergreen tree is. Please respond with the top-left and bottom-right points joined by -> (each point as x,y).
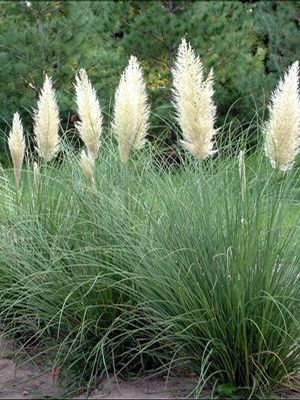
0,0 -> 299,161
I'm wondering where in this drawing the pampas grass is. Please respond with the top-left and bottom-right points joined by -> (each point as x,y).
264,61 -> 300,171
8,112 -> 25,189
172,38 -> 217,158
80,149 -> 95,190
1,52 -> 300,399
33,75 -> 60,162
33,161 -> 40,190
74,69 -> 103,161
112,56 -> 150,162
1,142 -> 299,398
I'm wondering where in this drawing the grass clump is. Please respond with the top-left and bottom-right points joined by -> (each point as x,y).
0,141 -> 299,398
0,52 -> 299,397
132,151 -> 300,398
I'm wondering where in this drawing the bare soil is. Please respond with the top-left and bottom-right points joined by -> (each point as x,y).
75,374 -> 199,399
0,334 -> 199,399
1,334 -> 299,399
0,334 -> 62,399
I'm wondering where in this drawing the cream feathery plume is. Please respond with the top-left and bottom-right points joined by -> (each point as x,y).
112,56 -> 150,162
33,75 -> 60,162
33,161 -> 40,190
75,69 -> 103,161
80,150 -> 95,189
8,112 -> 25,189
264,61 -> 300,171
172,38 -> 217,158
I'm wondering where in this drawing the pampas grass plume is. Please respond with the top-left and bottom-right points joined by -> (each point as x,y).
172,38 -> 217,158
113,56 -> 150,162
75,69 -> 103,161
33,161 -> 40,190
264,61 -> 300,171
80,150 -> 95,190
8,112 -> 25,189
34,75 -> 60,162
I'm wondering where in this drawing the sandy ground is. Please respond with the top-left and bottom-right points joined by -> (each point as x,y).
75,375 -> 199,399
0,334 -> 62,399
1,334 -> 299,399
0,334 -> 199,399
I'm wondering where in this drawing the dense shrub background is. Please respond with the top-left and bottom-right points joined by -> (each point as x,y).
0,0 -> 299,161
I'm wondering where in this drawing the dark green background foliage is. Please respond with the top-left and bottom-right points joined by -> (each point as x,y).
0,0 -> 299,159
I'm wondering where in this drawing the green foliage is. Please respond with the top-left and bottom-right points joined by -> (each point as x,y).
0,4 -> 299,395
1,1 -> 299,153
132,154 -> 300,397
217,383 -> 239,398
0,131 -> 299,397
0,1 -> 124,152
98,1 -> 299,132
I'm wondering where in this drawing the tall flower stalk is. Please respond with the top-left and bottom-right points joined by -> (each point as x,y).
172,38 -> 217,158
112,56 -> 150,162
264,61 -> 300,171
33,75 -> 60,162
8,112 -> 25,190
74,69 -> 103,161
